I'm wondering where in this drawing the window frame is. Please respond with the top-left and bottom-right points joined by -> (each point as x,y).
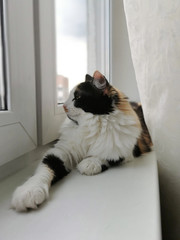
0,0 -> 37,166
0,0 -> 7,110
87,0 -> 111,81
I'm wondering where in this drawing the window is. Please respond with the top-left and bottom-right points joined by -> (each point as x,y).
55,0 -> 87,105
55,0 -> 110,105
0,0 -> 140,172
0,0 -> 7,111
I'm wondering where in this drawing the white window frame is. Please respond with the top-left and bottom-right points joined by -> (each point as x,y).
34,0 -> 65,146
0,0 -> 6,111
87,0 -> 110,81
35,0 -> 110,145
0,0 -> 37,166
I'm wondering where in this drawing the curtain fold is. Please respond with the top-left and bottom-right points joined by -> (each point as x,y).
123,1 -> 180,239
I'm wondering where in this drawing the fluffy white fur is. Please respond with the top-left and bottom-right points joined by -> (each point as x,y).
11,87 -> 141,211
11,165 -> 54,211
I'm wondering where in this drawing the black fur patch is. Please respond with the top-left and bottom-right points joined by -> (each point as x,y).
133,145 -> 142,157
101,165 -> 108,172
74,82 -> 113,115
43,154 -> 70,185
107,158 -> 125,166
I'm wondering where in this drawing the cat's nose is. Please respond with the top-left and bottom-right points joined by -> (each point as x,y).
63,104 -> 68,113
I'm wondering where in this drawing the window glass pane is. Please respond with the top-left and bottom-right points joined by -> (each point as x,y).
0,0 -> 7,111
55,0 -> 87,104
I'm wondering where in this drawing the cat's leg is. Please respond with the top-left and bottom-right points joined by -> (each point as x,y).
77,157 -> 108,176
11,148 -> 73,212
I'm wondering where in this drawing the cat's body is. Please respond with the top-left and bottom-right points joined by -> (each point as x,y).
11,71 -> 152,212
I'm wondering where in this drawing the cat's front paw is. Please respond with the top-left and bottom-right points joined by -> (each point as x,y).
11,178 -> 49,212
77,157 -> 105,176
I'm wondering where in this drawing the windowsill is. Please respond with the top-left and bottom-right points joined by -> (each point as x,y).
0,151 -> 161,240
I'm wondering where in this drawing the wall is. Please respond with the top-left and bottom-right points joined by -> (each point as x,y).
111,0 -> 139,101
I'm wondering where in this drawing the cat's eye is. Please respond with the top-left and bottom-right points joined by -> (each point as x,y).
72,95 -> 81,101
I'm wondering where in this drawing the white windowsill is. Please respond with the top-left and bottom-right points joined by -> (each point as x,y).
0,151 -> 161,240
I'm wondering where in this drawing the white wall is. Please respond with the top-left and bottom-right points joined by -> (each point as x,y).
111,0 -> 139,101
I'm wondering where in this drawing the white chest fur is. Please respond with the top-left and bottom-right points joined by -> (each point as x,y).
56,110 -> 141,163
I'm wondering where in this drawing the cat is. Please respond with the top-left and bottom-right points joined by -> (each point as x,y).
11,70 -> 152,212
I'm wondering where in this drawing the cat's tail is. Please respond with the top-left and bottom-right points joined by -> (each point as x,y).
130,102 -> 153,157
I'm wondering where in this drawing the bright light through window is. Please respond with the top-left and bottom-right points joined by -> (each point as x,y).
55,0 -> 87,104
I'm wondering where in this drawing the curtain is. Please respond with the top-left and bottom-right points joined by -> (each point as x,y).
123,1 -> 180,239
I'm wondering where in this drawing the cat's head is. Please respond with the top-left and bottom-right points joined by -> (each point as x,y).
63,71 -> 127,123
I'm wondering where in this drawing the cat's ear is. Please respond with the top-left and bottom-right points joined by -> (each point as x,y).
85,74 -> 93,82
93,70 -> 108,90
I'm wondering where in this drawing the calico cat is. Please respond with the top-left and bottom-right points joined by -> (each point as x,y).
11,70 -> 152,212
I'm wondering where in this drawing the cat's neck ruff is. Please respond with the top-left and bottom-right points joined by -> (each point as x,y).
70,109 -> 141,161
78,109 -> 139,129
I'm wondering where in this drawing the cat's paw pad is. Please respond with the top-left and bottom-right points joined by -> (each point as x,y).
77,157 -> 103,176
11,179 -> 49,212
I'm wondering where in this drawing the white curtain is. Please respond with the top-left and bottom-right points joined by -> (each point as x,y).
123,1 -> 180,239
